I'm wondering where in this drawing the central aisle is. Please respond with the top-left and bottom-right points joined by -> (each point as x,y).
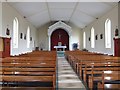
57,57 -> 86,89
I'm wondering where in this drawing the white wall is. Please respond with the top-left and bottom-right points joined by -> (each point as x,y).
2,3 -> 38,56
82,6 -> 118,55
38,22 -> 82,51
38,23 -> 49,50
68,23 -> 83,50
0,2 -> 2,36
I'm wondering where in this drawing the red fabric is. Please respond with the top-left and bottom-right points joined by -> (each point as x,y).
51,29 -> 69,50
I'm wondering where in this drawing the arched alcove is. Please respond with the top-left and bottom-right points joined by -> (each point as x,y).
51,28 -> 69,50
48,21 -> 72,51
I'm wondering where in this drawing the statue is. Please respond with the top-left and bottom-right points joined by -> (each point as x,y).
115,28 -> 119,36
58,32 -> 61,40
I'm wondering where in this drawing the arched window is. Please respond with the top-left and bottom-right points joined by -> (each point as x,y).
83,32 -> 86,48
105,19 -> 111,48
27,26 -> 30,48
13,17 -> 19,48
91,27 -> 95,48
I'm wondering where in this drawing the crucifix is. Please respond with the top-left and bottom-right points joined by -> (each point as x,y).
58,32 -> 61,40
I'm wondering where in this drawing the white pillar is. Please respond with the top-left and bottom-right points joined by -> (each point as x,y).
69,36 -> 72,51
48,35 -> 51,51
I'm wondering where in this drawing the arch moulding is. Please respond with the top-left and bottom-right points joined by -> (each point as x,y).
48,21 -> 72,51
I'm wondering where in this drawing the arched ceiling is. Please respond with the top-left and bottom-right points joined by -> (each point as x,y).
7,1 -> 119,29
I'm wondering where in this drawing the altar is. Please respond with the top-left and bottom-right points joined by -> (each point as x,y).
54,46 -> 67,51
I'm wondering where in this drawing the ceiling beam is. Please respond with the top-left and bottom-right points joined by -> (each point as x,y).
68,0 -> 79,23
98,0 -> 117,7
46,0 -> 52,22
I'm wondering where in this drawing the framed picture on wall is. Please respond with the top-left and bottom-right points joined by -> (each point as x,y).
95,35 -> 98,40
100,34 -> 103,39
24,34 -> 26,40
89,37 -> 90,41
20,33 -> 23,39
30,37 -> 32,41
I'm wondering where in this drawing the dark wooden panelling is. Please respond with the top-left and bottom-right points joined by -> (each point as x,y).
0,51 -> 2,58
114,38 -> 120,57
0,37 -> 11,58
3,38 -> 11,57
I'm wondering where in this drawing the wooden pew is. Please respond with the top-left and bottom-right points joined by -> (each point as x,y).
2,67 -> 55,72
83,63 -> 120,89
0,51 -> 57,89
1,63 -> 56,68
65,50 -> 120,90
1,87 -> 53,90
1,75 -> 56,88
66,54 -> 119,77
89,71 -> 120,90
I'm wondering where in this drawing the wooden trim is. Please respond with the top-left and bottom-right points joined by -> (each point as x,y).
0,51 -> 2,58
0,37 -> 11,58
113,38 -> 120,40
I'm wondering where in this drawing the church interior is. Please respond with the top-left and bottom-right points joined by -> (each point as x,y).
0,0 -> 120,90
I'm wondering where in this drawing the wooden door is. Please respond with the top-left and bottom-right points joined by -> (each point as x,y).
51,29 -> 69,50
3,38 -> 11,57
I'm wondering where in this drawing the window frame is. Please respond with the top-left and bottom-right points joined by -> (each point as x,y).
27,26 -> 30,48
83,32 -> 86,49
105,19 -> 111,48
13,17 -> 19,48
91,27 -> 95,48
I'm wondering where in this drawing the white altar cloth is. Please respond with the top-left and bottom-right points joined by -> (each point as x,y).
54,46 -> 67,51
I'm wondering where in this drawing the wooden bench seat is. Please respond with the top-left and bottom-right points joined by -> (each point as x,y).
1,51 -> 57,89
2,67 -> 55,72
1,63 -> 56,68
4,57 -> 56,60
1,76 -> 55,82
85,70 -> 119,88
65,50 -> 120,90
1,87 -> 53,90
66,54 -> 119,75
88,71 -> 120,90
1,60 -> 56,63
78,60 -> 119,78
1,75 -> 55,88
2,71 -> 55,76
80,62 -> 119,87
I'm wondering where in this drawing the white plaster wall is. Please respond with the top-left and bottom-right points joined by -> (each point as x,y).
38,24 -> 49,50
2,3 -> 38,56
68,23 -> 83,50
82,6 -> 118,55
0,2 -> 2,36
38,22 -> 82,51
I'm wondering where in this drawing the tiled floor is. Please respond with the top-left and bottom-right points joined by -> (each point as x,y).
57,57 -> 86,89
